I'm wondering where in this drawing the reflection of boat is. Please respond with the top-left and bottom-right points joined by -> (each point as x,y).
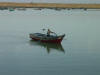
29,40 -> 65,53
29,33 -> 65,43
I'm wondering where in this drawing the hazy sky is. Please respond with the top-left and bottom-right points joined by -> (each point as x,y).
0,0 -> 100,3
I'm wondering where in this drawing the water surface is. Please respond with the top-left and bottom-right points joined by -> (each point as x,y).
0,9 -> 100,75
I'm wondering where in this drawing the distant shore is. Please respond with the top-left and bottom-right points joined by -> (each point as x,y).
0,2 -> 100,9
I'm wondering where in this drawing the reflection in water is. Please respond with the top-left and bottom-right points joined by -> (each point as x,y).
29,40 -> 65,54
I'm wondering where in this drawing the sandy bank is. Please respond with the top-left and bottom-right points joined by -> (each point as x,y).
0,2 -> 100,9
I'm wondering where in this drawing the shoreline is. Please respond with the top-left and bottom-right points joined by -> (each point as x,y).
0,2 -> 100,9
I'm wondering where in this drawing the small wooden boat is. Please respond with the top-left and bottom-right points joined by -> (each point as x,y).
29,33 -> 65,43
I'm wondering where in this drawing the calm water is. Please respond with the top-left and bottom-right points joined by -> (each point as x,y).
0,9 -> 100,75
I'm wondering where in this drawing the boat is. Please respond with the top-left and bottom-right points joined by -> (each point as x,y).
29,33 -> 65,43
9,8 -> 15,11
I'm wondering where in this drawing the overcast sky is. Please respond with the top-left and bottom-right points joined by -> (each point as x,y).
0,0 -> 100,4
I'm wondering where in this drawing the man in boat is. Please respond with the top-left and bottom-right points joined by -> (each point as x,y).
47,29 -> 54,37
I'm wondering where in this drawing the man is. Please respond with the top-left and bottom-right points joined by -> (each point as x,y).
47,29 -> 54,36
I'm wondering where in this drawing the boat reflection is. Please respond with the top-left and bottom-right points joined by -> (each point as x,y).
29,40 -> 65,54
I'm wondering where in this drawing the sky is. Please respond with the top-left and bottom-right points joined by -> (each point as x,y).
0,0 -> 100,4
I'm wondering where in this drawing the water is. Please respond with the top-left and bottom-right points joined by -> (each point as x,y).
0,9 -> 100,75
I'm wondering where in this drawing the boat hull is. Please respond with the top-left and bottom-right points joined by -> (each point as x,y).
31,38 -> 62,43
29,33 -> 65,43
